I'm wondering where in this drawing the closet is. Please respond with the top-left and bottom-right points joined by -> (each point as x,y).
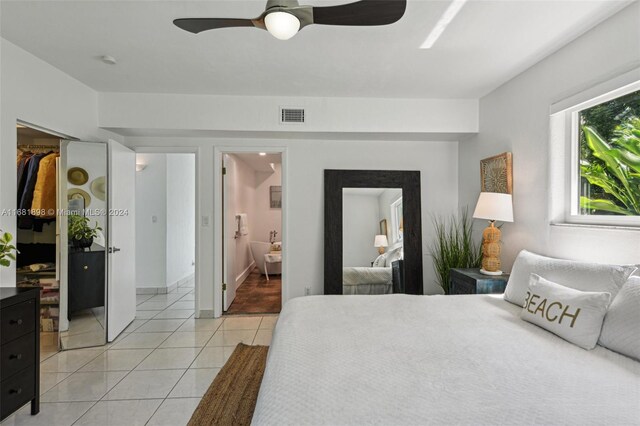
14,123 -> 137,351
16,126 -> 61,355
16,125 -> 112,351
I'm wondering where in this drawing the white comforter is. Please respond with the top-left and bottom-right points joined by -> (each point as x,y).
343,267 -> 392,295
253,294 -> 640,425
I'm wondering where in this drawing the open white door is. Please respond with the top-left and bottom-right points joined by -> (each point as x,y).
223,155 -> 237,311
107,140 -> 136,341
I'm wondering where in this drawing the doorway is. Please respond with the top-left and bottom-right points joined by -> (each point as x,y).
222,152 -> 283,315
134,153 -> 197,318
15,123 -> 64,357
14,124 -> 137,352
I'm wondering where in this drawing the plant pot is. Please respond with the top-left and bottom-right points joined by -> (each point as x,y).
71,237 -> 93,251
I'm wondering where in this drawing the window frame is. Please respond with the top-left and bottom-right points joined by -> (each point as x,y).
564,79 -> 640,227
390,196 -> 403,244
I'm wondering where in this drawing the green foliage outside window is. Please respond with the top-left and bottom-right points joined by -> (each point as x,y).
579,89 -> 640,216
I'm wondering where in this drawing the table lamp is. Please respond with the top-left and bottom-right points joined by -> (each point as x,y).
473,192 -> 514,275
374,235 -> 388,255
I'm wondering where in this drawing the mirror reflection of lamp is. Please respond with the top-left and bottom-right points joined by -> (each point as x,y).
374,235 -> 389,255
472,192 -> 514,276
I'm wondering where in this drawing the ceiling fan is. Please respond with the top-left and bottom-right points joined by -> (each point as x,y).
174,0 -> 407,40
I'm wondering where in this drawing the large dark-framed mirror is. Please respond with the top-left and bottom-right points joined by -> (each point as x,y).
324,170 -> 423,295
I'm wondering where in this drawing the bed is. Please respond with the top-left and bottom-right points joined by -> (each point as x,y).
253,294 -> 640,425
342,267 -> 392,295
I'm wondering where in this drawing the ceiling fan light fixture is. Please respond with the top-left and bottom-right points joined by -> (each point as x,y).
264,11 -> 301,40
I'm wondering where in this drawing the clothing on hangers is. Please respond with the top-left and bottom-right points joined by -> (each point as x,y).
17,152 -> 34,197
18,152 -> 49,229
32,153 -> 59,218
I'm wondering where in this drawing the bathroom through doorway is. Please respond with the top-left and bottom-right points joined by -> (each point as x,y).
221,152 -> 282,315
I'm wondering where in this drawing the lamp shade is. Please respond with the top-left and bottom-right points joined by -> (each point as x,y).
264,11 -> 300,40
374,235 -> 388,248
473,192 -> 514,222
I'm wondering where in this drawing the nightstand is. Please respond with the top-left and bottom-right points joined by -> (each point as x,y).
450,268 -> 509,295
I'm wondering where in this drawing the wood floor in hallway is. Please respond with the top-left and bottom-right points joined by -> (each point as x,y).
226,268 -> 281,315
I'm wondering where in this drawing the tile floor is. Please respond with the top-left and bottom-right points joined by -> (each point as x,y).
2,280 -> 277,426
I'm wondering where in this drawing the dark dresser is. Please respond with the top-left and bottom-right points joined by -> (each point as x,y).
68,250 -> 105,315
450,268 -> 510,295
0,287 -> 40,421
391,260 -> 405,293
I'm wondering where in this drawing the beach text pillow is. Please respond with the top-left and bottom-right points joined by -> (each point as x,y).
520,274 -> 610,350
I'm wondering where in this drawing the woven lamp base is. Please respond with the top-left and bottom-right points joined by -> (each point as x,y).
481,221 -> 502,274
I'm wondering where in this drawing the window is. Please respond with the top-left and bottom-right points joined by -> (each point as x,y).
390,197 -> 403,243
568,84 -> 640,226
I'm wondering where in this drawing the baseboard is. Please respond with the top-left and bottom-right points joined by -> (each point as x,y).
197,309 -> 215,318
136,282 -> 177,295
137,273 -> 194,295
235,262 -> 256,287
176,273 -> 195,288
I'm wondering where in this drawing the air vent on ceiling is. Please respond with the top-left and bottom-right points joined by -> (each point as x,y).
280,107 -> 305,124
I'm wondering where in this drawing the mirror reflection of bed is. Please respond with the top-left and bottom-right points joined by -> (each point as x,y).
342,188 -> 404,295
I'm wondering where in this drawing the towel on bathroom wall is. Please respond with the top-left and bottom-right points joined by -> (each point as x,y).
237,213 -> 249,236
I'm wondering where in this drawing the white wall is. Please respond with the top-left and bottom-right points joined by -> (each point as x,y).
0,39 -> 123,287
135,153 -> 168,288
135,153 -> 195,289
253,164 -> 282,243
166,154 -> 196,285
100,93 -> 478,135
225,155 -> 282,282
343,193 -> 380,267
458,2 -> 640,271
227,155 -> 256,281
125,136 -> 459,315
97,75 -> 477,314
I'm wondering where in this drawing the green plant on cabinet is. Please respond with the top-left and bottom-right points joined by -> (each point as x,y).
429,209 -> 482,294
68,214 -> 102,248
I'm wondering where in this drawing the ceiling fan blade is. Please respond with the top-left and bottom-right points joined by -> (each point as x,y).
173,18 -> 257,34
312,0 -> 406,26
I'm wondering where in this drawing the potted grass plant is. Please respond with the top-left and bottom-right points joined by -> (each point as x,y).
429,209 -> 483,294
0,231 -> 18,268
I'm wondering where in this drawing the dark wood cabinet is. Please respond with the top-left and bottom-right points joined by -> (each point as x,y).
450,268 -> 510,295
391,260 -> 404,293
0,287 -> 40,421
68,250 -> 105,315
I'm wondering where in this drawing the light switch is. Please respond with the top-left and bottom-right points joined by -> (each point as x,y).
202,216 -> 210,227
152,215 -> 158,223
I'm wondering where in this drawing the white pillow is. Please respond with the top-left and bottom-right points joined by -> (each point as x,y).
598,276 -> 640,360
521,274 -> 611,350
372,254 -> 387,267
504,250 -> 635,307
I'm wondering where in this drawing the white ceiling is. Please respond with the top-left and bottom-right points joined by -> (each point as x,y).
343,188 -> 388,196
0,0 -> 631,98
232,152 -> 282,172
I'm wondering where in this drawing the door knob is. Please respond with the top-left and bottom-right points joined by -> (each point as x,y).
108,247 -> 121,253
9,319 -> 23,325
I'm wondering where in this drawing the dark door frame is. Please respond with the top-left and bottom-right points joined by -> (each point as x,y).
324,169 -> 423,295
